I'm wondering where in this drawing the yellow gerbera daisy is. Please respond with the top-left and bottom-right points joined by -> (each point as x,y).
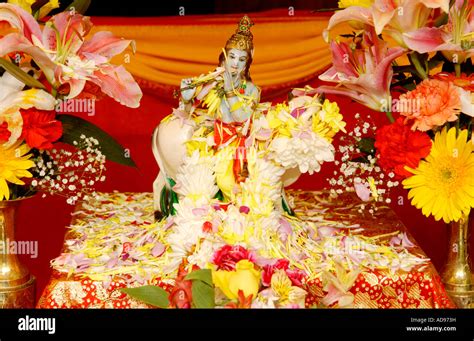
0,141 -> 35,200
403,127 -> 474,223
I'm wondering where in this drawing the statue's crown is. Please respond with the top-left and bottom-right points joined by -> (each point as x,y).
225,15 -> 254,51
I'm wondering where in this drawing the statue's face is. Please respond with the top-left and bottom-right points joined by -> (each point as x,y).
225,49 -> 248,77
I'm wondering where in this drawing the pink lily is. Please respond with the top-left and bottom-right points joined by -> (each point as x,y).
325,0 -> 450,47
316,29 -> 406,111
0,3 -> 142,108
404,0 -> 474,63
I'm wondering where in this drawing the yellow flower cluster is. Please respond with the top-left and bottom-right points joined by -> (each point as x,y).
312,99 -> 347,142
403,127 -> 474,223
266,96 -> 346,142
0,141 -> 34,200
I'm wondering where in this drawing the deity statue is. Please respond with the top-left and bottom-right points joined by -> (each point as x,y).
148,17 -> 347,304
152,15 -> 301,218
180,15 -> 259,124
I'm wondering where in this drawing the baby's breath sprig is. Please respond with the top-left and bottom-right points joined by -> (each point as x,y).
30,135 -> 107,205
327,113 -> 399,214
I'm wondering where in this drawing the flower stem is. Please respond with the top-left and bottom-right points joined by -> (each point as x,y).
385,111 -> 395,123
410,53 -> 428,80
455,63 -> 461,78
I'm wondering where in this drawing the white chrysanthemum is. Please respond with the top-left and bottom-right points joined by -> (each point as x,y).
164,198 -> 215,273
187,238 -> 224,269
163,241 -> 188,275
170,199 -> 211,242
269,132 -> 335,174
173,150 -> 218,205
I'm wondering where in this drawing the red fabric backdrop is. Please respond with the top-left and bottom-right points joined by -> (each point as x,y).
14,14 -> 469,303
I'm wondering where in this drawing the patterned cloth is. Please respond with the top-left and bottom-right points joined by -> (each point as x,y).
37,191 -> 455,308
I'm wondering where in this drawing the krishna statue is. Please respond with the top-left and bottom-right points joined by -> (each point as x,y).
152,15 -> 315,217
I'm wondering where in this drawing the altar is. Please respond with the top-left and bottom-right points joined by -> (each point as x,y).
1,0 -> 472,315
37,190 -> 455,309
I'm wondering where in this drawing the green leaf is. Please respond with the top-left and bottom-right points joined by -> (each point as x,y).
120,285 -> 169,308
184,269 -> 213,286
0,58 -> 46,90
58,114 -> 137,167
214,189 -> 224,201
434,13 -> 448,27
191,281 -> 215,308
67,0 -> 91,14
282,195 -> 295,216
357,137 -> 375,155
391,77 -> 417,90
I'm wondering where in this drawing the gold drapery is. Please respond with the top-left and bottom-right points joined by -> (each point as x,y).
90,10 -> 340,89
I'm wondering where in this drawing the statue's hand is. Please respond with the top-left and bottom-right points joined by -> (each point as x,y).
223,70 -> 233,92
180,78 -> 196,102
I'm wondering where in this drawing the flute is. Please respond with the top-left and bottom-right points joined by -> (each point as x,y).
179,67 -> 226,92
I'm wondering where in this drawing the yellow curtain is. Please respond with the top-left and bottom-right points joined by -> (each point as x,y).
91,10 -> 339,88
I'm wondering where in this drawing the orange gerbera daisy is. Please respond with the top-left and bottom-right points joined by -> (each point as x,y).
400,79 -> 461,132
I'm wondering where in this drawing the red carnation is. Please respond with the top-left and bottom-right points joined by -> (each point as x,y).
0,122 -> 11,142
21,109 -> 63,150
211,245 -> 255,271
374,117 -> 432,179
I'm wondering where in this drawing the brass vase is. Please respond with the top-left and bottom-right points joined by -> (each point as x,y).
0,198 -> 36,308
441,212 -> 474,308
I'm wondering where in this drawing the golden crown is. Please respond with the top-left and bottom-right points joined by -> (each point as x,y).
225,15 -> 254,51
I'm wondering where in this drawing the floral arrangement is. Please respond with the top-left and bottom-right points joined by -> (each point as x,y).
0,0 -> 142,203
51,91 -> 428,308
319,0 -> 474,223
